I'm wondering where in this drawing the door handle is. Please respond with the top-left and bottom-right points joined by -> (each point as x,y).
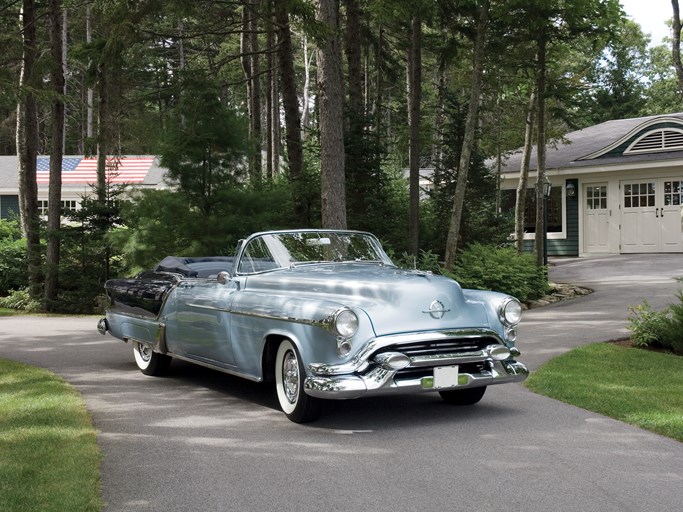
656,208 -> 659,218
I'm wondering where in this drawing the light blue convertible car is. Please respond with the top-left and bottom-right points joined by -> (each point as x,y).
98,229 -> 528,422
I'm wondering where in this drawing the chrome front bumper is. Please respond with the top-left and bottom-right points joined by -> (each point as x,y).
304,333 -> 528,399
304,359 -> 528,399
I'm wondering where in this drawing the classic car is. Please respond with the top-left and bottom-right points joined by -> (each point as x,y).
97,229 -> 528,423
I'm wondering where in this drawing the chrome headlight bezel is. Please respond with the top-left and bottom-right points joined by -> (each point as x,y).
333,308 -> 359,338
499,297 -> 522,327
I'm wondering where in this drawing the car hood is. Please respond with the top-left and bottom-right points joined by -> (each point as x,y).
242,264 -> 491,337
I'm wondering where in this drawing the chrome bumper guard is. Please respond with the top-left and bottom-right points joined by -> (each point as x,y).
304,344 -> 528,400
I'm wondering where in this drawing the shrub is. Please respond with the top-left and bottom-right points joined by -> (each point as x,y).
390,244 -> 549,302
0,237 -> 28,296
0,219 -> 28,296
0,288 -> 41,312
628,294 -> 683,355
445,243 -> 549,302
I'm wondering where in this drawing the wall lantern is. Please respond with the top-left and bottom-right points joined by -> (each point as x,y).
542,176 -> 552,198
566,182 -> 576,198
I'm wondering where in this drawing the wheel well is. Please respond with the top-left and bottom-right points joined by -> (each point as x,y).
262,335 -> 287,383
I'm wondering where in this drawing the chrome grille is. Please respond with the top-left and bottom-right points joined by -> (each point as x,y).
394,362 -> 488,382
375,337 -> 497,359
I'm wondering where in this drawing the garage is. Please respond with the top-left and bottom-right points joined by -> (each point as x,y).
500,113 -> 683,256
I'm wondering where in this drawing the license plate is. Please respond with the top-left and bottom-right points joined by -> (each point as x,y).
433,365 -> 460,389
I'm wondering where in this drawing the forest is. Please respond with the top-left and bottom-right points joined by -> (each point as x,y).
1,0 -> 683,312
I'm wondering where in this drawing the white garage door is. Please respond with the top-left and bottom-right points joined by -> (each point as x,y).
620,179 -> 683,253
584,184 -> 609,253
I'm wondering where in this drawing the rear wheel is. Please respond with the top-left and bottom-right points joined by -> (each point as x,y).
275,339 -> 322,423
133,341 -> 171,376
439,386 -> 486,405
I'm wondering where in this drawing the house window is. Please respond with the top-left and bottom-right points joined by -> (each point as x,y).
623,182 -> 655,208
37,200 -> 79,215
664,180 -> 682,206
61,200 -> 77,212
37,200 -> 49,215
586,186 -> 607,210
500,186 -> 564,235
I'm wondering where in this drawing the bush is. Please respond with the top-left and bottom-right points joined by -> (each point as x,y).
0,288 -> 41,312
390,244 -> 549,302
445,243 -> 549,302
0,219 -> 28,296
628,294 -> 683,355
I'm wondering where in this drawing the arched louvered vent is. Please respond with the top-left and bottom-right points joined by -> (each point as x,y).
625,129 -> 683,154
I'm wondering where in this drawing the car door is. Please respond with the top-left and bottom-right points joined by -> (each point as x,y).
170,278 -> 240,368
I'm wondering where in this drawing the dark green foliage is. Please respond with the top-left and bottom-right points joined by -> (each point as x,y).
421,92 -> 513,256
0,220 -> 27,296
0,288 -> 41,312
116,181 -> 297,274
52,188 -> 127,314
445,243 -> 549,301
389,243 -> 548,302
628,293 -> 683,355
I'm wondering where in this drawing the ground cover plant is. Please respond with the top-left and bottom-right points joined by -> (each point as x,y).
525,343 -> 683,442
0,359 -> 101,512
627,291 -> 683,356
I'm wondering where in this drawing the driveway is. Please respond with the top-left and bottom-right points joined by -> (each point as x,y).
1,254 -> 682,512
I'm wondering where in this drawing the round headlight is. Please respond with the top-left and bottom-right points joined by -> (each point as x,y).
334,309 -> 358,338
500,298 -> 522,326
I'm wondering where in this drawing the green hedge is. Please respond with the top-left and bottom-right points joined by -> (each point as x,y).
628,292 -> 683,355
392,244 -> 549,302
445,244 -> 549,302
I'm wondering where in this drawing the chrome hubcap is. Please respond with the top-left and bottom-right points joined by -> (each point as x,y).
138,343 -> 151,362
282,350 -> 299,404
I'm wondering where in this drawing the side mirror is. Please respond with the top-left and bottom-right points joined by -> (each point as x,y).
217,271 -> 232,284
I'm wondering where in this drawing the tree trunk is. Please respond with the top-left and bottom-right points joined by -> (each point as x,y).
515,88 -> 536,253
301,35 -> 312,138
407,15 -> 422,257
443,0 -> 489,270
96,57 -> 108,203
275,1 -> 305,222
345,0 -> 365,221
17,0 -> 42,301
316,0 -> 347,229
86,3 -> 93,150
265,0 -> 275,180
240,0 -> 262,184
534,36 -> 547,268
375,24 -> 383,170
672,0 -> 683,94
45,0 -> 66,308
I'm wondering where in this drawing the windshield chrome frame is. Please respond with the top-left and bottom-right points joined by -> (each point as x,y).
234,229 -> 395,276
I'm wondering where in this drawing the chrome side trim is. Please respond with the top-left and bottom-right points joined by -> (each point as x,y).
168,353 -> 263,383
186,302 -> 231,313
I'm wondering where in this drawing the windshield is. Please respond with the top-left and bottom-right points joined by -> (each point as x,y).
236,231 -> 394,274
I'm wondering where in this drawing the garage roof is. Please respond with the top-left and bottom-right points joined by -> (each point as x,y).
500,113 -> 683,174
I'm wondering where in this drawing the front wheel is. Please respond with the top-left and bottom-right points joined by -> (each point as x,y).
439,386 -> 486,405
275,340 -> 322,423
133,341 -> 171,376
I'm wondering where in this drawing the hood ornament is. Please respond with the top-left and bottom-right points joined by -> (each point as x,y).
423,300 -> 450,319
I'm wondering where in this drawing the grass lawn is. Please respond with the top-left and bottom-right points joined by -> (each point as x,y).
0,308 -> 17,316
526,342 -> 683,442
0,359 -> 102,512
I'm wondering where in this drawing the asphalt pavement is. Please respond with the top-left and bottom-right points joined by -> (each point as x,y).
1,254 -> 682,512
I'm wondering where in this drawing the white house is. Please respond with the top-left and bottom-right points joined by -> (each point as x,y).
0,155 -> 167,219
499,113 -> 683,256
